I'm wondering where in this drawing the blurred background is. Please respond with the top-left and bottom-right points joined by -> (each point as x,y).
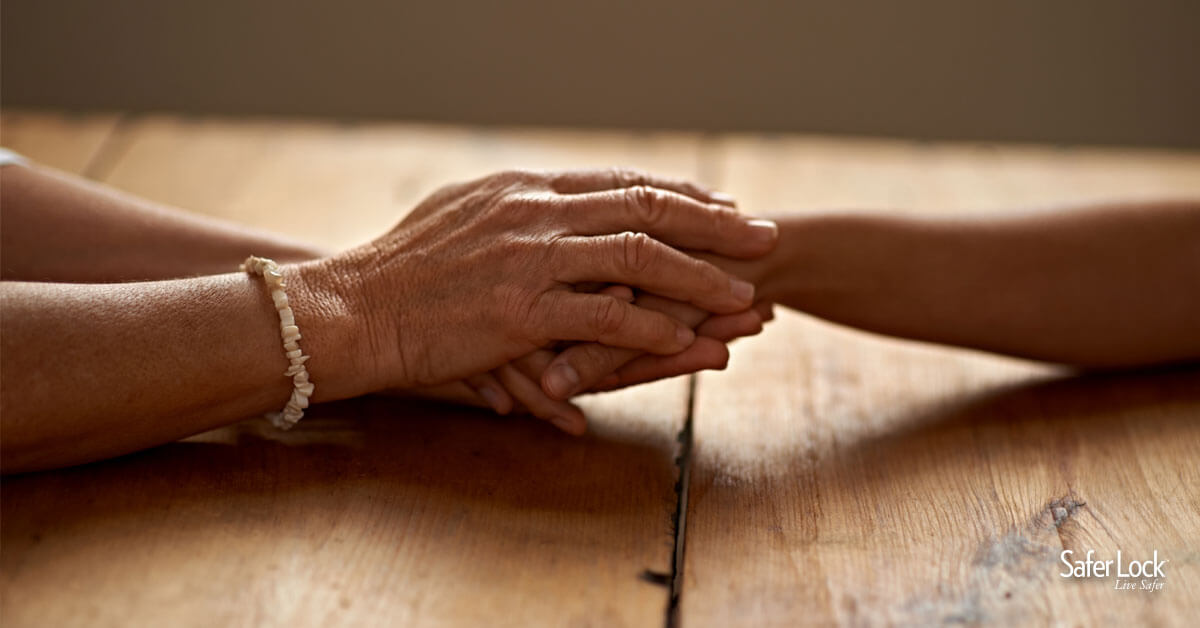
4,0 -> 1198,147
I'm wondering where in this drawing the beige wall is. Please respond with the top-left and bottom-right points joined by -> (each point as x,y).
3,0 -> 1198,147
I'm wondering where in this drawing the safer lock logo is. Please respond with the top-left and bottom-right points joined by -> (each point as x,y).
1059,549 -> 1168,592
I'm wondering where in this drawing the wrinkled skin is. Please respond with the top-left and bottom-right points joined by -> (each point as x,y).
318,168 -> 779,425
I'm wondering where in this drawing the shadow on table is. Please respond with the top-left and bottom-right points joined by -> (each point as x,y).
831,363 -> 1200,471
694,363 -> 1200,487
696,363 -> 1200,512
685,364 -> 1200,625
1,395 -> 678,538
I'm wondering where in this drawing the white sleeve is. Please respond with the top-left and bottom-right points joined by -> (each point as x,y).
0,148 -> 28,166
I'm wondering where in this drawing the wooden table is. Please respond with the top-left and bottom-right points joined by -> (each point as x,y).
2,110 -> 1198,627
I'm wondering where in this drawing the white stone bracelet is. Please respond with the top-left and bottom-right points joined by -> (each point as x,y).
241,255 -> 314,429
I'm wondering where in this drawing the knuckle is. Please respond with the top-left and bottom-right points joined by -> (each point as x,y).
542,233 -> 570,267
702,260 -> 728,293
709,205 -> 741,231
493,168 -> 542,186
588,344 -> 626,375
683,256 -> 724,296
680,180 -> 703,197
610,166 -> 647,189
592,296 -> 629,337
576,342 -> 613,368
623,185 -> 666,226
482,172 -> 544,207
618,231 -> 658,274
566,345 -> 616,381
495,191 -> 532,212
548,170 -> 576,192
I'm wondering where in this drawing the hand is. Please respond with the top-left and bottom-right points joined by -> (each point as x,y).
456,284 -> 774,434
535,251 -> 781,402
316,168 -> 779,395
566,300 -> 776,394
407,237 -> 782,432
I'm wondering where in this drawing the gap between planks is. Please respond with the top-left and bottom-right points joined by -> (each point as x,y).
666,373 -> 698,628
665,133 -> 725,628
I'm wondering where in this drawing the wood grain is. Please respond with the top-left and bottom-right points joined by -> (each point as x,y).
5,115 -> 1200,627
0,115 -> 706,627
97,115 -> 708,251
0,109 -> 121,175
2,392 -> 688,627
680,136 -> 1200,626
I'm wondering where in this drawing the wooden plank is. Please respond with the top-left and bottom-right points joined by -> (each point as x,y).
96,115 -> 706,252
0,109 -> 121,175
0,115 -> 705,627
680,135 -> 1200,626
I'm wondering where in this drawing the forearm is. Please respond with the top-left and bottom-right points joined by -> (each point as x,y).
0,261 -> 364,473
753,201 -> 1200,368
0,164 -> 329,282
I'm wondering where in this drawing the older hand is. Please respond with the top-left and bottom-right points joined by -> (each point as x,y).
317,168 -> 778,395
451,243 -> 783,433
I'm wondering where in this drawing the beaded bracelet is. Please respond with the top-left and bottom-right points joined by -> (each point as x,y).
241,255 -> 314,429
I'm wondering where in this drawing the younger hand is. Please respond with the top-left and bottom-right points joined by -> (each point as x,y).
463,286 -> 775,433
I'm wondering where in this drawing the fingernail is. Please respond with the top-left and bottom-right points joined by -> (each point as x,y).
711,191 -> 738,205
747,219 -> 778,242
730,278 -> 755,303
478,386 -> 505,413
551,415 -> 579,434
544,364 -> 580,399
676,326 -> 696,348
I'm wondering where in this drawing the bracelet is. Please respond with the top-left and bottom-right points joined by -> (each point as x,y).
241,255 -> 314,429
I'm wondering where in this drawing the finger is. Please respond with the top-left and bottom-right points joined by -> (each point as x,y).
540,300 -> 762,399
531,290 -> 696,355
688,299 -> 773,341
539,292 -> 713,399
632,292 -> 709,327
511,349 -> 557,381
695,309 -> 764,342
548,167 -> 736,207
554,233 -> 756,314
557,187 -> 776,258
542,342 -> 641,400
495,363 -> 587,435
597,284 -> 635,302
548,297 -> 767,398
756,300 -> 776,322
591,337 -> 731,392
465,372 -> 514,415
502,351 -> 555,414
685,249 -> 777,292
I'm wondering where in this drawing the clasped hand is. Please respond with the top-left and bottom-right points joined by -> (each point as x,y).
317,168 -> 778,433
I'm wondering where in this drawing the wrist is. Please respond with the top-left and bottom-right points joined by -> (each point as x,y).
752,215 -> 809,301
282,259 -> 380,402
755,213 -> 855,305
